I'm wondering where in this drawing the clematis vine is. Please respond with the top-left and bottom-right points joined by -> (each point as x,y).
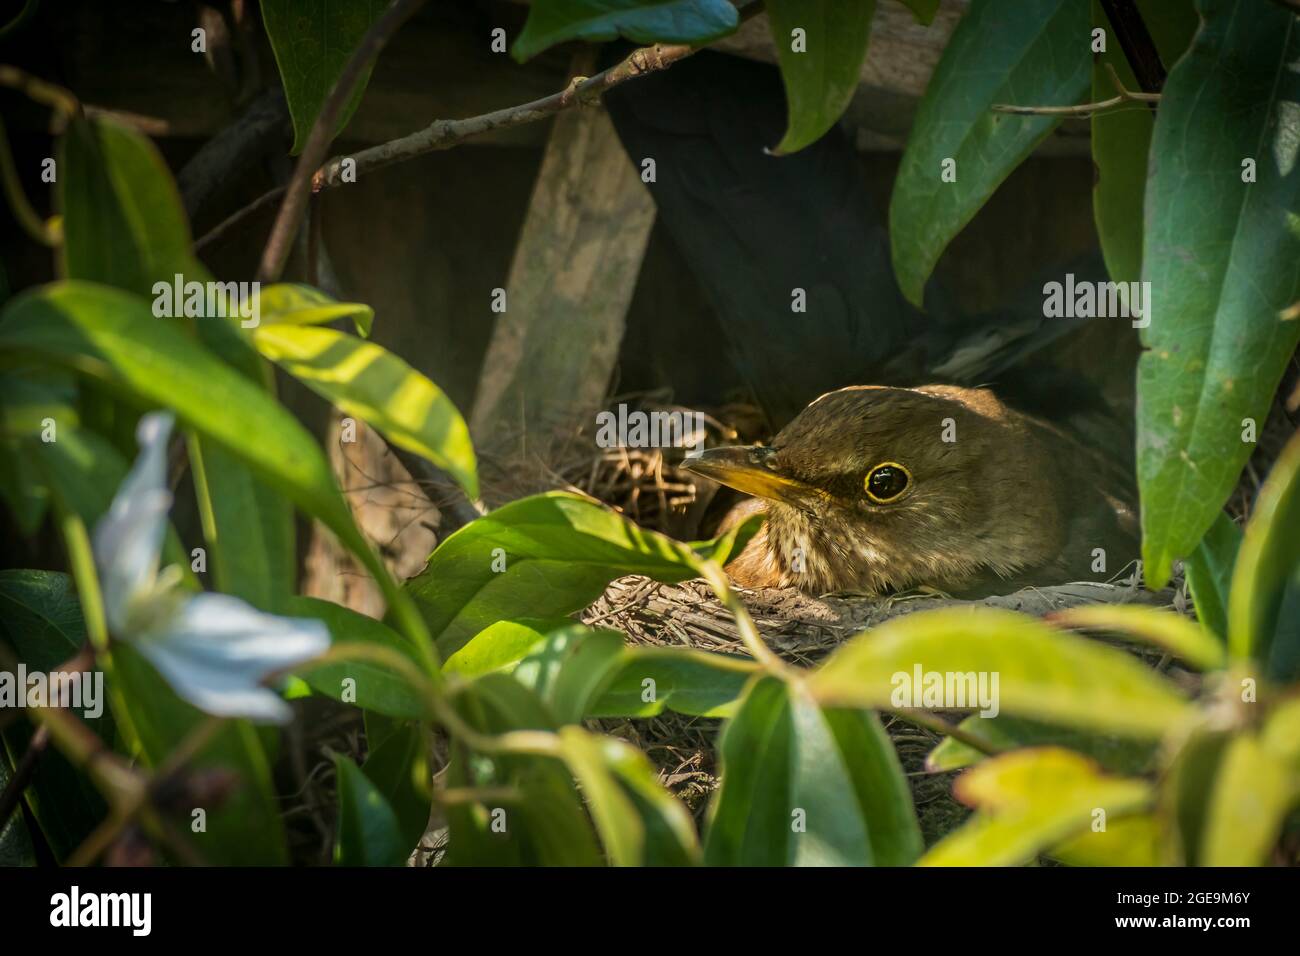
91,411 -> 328,723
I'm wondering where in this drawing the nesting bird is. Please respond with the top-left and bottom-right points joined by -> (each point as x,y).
683,385 -> 1139,597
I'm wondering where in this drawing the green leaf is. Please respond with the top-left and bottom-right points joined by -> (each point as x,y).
809,607 -> 1195,739
405,492 -> 759,659
26,424 -> 193,583
765,0 -> 875,154
260,0 -> 388,154
1185,510 -> 1242,641
0,282 -> 399,629
889,0 -> 1090,306
1090,0 -> 1197,284
442,618 -> 576,678
288,597 -> 426,719
0,437 -> 48,537
513,625 -> 627,725
189,439 -> 295,612
360,722 -> 430,855
1200,731 -> 1300,866
58,117 -> 194,294
1159,726 -> 1231,865
558,725 -> 700,866
1137,0 -> 1300,587
512,0 -> 739,63
252,322 -> 478,500
927,714 -> 1158,776
332,752 -> 407,866
58,112 -> 296,615
0,368 -> 78,438
0,570 -> 109,862
259,283 -> 373,337
919,747 -> 1153,866
704,677 -> 920,866
1048,604 -> 1226,671
1229,430 -> 1300,675
109,642 -> 291,864
1049,814 -> 1161,867
588,646 -> 757,718
443,674 -> 603,866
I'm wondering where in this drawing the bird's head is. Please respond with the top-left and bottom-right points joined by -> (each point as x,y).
683,385 -> 1056,593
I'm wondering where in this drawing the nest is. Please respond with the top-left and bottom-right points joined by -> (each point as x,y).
581,571 -> 1185,845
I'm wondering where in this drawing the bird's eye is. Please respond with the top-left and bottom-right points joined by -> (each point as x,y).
864,462 -> 911,503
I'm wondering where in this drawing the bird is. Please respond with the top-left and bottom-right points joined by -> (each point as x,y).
682,384 -> 1139,597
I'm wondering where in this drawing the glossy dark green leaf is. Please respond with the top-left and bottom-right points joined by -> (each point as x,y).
0,570 -> 109,862
705,677 -> 920,866
288,597 -> 426,719
260,0 -> 389,153
765,0 -> 875,154
1185,510 -> 1242,642
1138,0 -> 1300,586
405,492 -> 760,659
1230,430 -> 1300,675
1090,0 -> 1197,284
361,720 -> 431,854
820,706 -> 924,866
889,0 -> 1089,306
512,0 -> 739,62
333,752 -> 407,866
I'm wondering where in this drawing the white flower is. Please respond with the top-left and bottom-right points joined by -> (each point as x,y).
92,411 -> 329,723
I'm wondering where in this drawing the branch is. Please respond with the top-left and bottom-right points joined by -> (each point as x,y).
179,88 -> 288,220
992,64 -> 1159,117
311,40 -> 701,191
0,65 -> 80,247
212,2 -> 763,257
256,0 -> 429,283
0,723 -> 48,834
1098,0 -> 1167,96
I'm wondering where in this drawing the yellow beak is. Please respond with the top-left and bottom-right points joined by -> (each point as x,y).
682,445 -> 825,510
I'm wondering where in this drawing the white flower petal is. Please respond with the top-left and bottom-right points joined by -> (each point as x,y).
134,592 -> 330,724
92,411 -> 176,632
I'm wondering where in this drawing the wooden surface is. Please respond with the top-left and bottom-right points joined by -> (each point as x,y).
470,98 -> 656,459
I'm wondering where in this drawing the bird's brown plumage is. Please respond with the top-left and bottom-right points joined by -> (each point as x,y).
685,385 -> 1138,596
